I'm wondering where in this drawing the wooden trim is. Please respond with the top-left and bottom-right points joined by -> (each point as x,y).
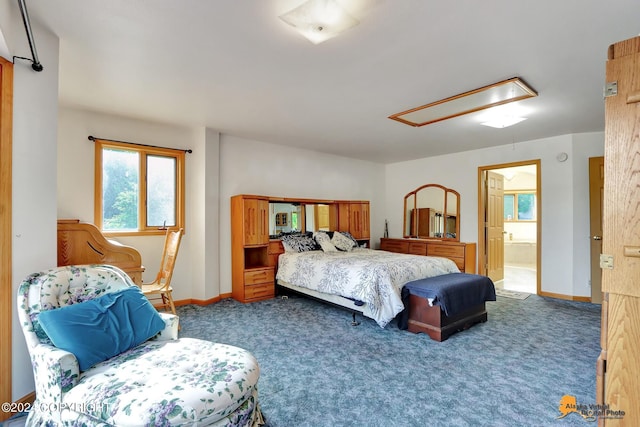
16,391 -> 36,404
0,57 -> 14,423
93,139 -> 186,234
174,296 -> 228,307
538,290 -> 592,303
236,194 -> 335,204
93,141 -> 103,228
232,194 -> 369,205
389,77 -> 537,127
0,392 -> 36,418
16,391 -> 36,405
477,159 -> 541,296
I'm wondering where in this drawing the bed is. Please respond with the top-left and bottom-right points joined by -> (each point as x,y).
276,247 -> 461,328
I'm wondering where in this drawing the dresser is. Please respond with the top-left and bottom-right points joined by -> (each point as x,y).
379,238 -> 476,274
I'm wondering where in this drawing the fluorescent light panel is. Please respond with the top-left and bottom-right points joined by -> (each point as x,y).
480,116 -> 527,128
389,77 -> 537,127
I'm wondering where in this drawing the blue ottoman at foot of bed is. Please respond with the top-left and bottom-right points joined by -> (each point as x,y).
399,273 -> 496,341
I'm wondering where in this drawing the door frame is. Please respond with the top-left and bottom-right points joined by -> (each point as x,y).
478,159 -> 541,295
588,156 -> 604,304
0,56 -> 14,420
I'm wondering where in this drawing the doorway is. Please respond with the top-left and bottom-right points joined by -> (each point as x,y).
478,160 -> 540,294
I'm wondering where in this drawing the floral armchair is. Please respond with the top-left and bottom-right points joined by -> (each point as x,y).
17,264 -> 263,426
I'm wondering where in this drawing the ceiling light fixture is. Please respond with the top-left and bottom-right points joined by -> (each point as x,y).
388,77 -> 537,127
279,0 -> 359,44
480,116 -> 527,129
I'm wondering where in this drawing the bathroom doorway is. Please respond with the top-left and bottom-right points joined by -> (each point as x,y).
478,160 -> 540,294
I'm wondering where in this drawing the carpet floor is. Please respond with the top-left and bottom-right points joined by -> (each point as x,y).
177,293 -> 601,427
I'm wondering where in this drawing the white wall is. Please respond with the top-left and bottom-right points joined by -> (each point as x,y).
571,132 -> 606,298
7,8 -> 59,400
57,108 -> 221,302
219,135 -> 386,294
0,0 -> 14,59
385,132 -> 604,298
58,120 -> 605,302
57,112 -> 387,301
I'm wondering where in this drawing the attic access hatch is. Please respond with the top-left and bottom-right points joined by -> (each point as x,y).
388,77 -> 537,127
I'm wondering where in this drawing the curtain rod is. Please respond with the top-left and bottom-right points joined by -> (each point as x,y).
88,136 -> 192,153
17,0 -> 43,72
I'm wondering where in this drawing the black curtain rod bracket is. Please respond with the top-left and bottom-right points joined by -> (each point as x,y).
88,136 -> 192,154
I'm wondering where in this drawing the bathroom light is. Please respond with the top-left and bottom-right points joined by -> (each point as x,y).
279,0 -> 359,44
389,77 -> 537,127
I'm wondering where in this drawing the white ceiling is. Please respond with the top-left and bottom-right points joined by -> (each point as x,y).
21,0 -> 640,164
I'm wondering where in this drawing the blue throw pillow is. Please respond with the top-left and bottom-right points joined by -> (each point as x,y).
38,286 -> 165,371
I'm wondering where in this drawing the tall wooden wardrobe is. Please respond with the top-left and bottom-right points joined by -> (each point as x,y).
598,35 -> 640,426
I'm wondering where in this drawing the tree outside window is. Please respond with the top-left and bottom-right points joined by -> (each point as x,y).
102,148 -> 139,230
504,192 -> 536,221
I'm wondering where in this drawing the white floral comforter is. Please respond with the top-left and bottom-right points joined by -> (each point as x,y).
276,248 -> 460,327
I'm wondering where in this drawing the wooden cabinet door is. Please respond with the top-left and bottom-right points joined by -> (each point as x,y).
603,37 -> 640,298
360,202 -> 370,239
244,198 -> 269,246
349,203 -> 363,238
602,36 -> 640,424
337,203 -> 350,232
348,202 -> 370,239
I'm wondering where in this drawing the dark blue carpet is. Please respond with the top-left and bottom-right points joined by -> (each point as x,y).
178,293 -> 601,427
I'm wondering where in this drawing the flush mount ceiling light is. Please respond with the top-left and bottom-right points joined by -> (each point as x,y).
388,77 -> 537,127
279,0 -> 359,44
480,116 -> 527,128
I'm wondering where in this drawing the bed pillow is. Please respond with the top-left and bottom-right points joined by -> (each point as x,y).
331,231 -> 357,251
314,231 -> 338,252
38,286 -> 165,371
281,234 -> 320,252
341,231 -> 359,247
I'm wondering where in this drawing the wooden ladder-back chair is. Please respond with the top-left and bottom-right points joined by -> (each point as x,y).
142,228 -> 183,315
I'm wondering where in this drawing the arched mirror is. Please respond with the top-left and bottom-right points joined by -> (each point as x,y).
403,184 -> 460,241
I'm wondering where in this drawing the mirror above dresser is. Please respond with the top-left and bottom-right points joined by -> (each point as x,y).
381,183 -> 476,273
404,184 -> 460,241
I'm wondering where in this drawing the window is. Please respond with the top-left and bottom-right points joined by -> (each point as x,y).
504,192 -> 536,221
95,139 -> 185,235
275,212 -> 288,226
